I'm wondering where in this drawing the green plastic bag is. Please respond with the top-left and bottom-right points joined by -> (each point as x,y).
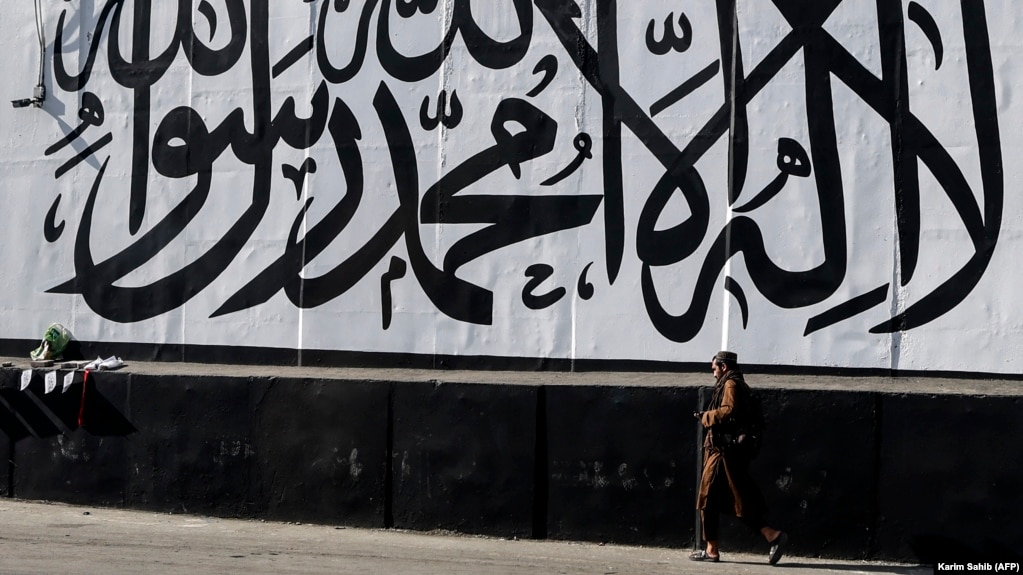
29,323 -> 72,361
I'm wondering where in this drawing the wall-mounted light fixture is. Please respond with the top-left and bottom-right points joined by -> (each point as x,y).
11,0 -> 47,109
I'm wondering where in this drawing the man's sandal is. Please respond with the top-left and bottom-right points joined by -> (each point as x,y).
768,532 -> 788,565
689,550 -> 720,562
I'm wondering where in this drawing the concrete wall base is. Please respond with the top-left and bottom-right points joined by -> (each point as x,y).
0,366 -> 1019,562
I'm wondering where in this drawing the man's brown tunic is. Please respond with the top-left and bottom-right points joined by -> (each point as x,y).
697,371 -> 763,520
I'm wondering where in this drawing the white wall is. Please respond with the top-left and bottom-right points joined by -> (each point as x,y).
1,0 -> 1020,373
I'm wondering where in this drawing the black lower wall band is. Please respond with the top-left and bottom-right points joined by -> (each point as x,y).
0,367 -> 1019,562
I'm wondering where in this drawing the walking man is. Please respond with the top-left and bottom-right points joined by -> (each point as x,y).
690,351 -> 788,564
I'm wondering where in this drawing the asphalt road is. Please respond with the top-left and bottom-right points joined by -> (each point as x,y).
0,499 -> 930,575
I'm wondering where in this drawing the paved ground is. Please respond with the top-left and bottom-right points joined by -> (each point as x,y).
0,499 -> 929,575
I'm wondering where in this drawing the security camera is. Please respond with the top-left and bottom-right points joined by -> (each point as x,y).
11,85 -> 45,109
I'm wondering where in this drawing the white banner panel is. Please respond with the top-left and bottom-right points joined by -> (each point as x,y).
1,0 -> 1020,373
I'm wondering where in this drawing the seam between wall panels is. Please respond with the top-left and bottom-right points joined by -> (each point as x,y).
436,0 -> 455,367
721,3 -> 739,353
571,0 -> 591,371
185,8 -> 196,361
297,1 -> 318,366
885,3 -> 908,375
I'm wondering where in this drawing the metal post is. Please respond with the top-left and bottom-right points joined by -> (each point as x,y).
694,385 -> 706,549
